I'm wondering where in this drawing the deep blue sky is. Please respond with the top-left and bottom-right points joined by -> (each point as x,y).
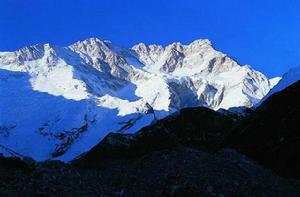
0,0 -> 299,77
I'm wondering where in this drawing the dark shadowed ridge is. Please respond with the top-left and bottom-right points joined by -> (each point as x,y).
73,107 -> 236,168
229,80 -> 300,178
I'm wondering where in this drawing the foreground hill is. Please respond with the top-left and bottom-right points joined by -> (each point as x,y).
1,147 -> 299,196
74,107 -> 236,167
229,80 -> 300,178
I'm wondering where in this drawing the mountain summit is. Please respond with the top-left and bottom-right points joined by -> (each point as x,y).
0,38 -> 278,161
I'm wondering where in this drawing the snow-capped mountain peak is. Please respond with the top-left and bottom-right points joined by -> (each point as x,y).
0,38 -> 279,161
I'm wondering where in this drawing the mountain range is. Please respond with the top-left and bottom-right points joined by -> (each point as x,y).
0,37 -> 294,161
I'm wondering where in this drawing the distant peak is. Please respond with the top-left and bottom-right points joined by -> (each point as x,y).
132,42 -> 164,51
44,43 -> 51,47
132,39 -> 212,52
86,37 -> 112,44
169,42 -> 183,46
269,77 -> 282,87
133,42 -> 147,48
85,37 -> 103,43
43,43 -> 55,50
71,37 -> 110,47
132,42 -> 148,50
19,43 -> 59,53
242,64 -> 253,70
16,44 -> 45,56
189,39 -> 212,46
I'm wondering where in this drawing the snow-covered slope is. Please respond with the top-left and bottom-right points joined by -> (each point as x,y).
261,65 -> 300,102
0,38 -> 277,161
